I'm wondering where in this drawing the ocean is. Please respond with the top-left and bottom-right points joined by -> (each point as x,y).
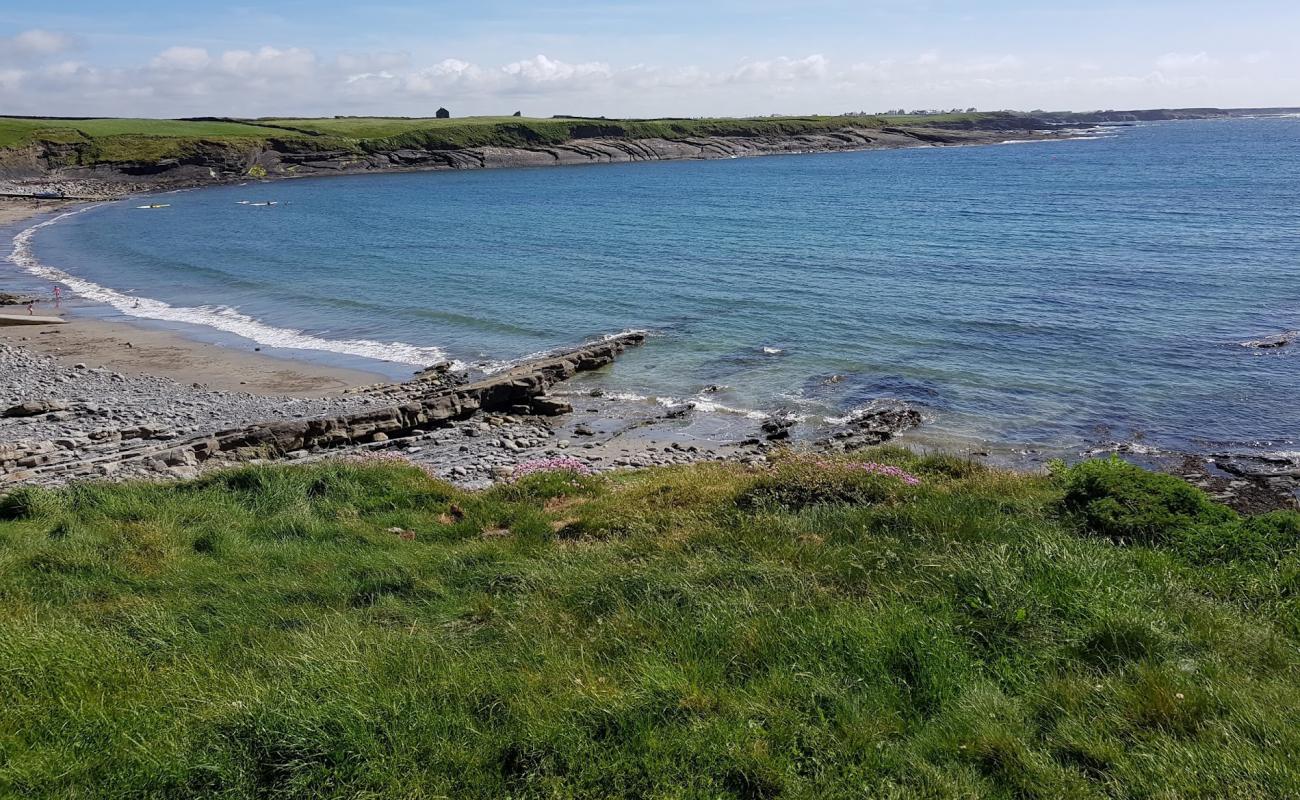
9,117 -> 1300,456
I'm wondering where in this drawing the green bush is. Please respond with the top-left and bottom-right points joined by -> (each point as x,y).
1056,457 -> 1235,544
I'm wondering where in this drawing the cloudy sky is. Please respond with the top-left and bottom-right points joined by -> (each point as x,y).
2,1 -> 1297,118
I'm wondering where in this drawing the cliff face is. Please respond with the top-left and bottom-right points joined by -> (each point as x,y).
0,124 -> 1048,197
247,125 -> 1017,175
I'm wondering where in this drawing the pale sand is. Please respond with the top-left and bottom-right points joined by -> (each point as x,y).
0,197 -> 72,226
0,310 -> 389,397
2,198 -> 390,397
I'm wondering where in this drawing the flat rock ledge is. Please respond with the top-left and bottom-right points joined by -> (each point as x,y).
1,333 -> 645,486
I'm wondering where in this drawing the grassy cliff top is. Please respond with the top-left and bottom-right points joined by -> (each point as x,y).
2,450 -> 1298,797
0,112 -> 1023,160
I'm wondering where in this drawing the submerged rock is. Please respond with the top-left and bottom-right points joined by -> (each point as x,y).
761,415 -> 797,441
0,293 -> 41,306
816,405 -> 922,452
1241,331 -> 1297,349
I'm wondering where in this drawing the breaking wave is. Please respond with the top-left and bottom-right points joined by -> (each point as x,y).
9,209 -> 453,368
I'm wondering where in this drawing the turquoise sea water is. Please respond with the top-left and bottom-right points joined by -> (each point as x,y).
10,118 -> 1300,455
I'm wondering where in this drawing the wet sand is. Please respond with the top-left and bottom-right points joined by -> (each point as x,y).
0,197 -> 72,227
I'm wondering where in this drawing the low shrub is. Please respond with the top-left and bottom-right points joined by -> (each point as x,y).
1056,457 -> 1235,544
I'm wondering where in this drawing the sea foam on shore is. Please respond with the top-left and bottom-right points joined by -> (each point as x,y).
10,208 -> 452,368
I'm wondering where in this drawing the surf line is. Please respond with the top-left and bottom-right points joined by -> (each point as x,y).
9,207 -> 453,367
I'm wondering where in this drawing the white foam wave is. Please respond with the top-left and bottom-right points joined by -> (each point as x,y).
762,346 -> 784,355
546,385 -> 772,419
1084,441 -> 1163,457
999,135 -> 1110,145
9,209 -> 451,367
478,329 -> 652,375
824,402 -> 911,426
653,394 -> 773,421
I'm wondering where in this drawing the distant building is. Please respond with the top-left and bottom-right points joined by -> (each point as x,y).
435,107 -> 450,119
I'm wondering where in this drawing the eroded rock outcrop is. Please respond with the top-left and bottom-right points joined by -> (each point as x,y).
1,333 -> 646,484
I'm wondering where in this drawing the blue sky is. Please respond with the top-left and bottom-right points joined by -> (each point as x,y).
2,1 -> 1297,117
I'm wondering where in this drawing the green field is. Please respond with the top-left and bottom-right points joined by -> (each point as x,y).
0,117 -> 297,149
2,451 -> 1298,798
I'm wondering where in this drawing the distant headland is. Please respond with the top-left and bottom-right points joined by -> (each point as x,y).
3,106 -> 1292,198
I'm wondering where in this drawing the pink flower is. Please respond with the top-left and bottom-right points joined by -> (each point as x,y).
511,457 -> 596,482
341,450 -> 439,478
847,461 -> 922,486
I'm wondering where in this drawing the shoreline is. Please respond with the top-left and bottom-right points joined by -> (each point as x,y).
0,126 -> 1080,203
3,183 -> 1296,511
0,129 -> 1092,394
3,196 -> 390,396
0,310 -> 389,397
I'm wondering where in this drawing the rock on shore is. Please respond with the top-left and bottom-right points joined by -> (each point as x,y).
0,332 -> 934,489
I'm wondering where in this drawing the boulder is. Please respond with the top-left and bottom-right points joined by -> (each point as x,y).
816,406 -> 922,452
3,399 -> 69,418
761,415 -> 797,441
0,293 -> 41,306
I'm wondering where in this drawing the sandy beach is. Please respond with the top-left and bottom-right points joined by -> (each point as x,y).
0,197 -> 71,227
0,310 -> 389,397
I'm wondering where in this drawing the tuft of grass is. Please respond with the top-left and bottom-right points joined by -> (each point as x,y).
1,453 -> 1298,798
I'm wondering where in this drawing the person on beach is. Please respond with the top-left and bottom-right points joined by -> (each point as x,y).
26,301 -> 34,315
53,286 -> 61,307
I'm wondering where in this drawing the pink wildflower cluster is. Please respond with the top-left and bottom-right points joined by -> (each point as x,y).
511,457 -> 596,482
341,450 -> 438,478
844,461 -> 922,486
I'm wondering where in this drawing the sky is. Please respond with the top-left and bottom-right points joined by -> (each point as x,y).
1,1 -> 1298,118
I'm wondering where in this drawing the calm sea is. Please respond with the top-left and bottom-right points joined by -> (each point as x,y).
11,118 -> 1300,455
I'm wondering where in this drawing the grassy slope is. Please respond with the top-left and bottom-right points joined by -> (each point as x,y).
1,450 -> 1298,798
0,113 -> 1009,167
0,117 -> 294,148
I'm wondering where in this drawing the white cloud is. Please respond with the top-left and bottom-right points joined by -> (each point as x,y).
336,51 -> 409,73
502,54 -> 611,85
216,46 -> 316,79
151,47 -> 211,71
1155,52 -> 1213,71
0,29 -> 76,59
2,40 -> 1296,119
729,54 -> 829,84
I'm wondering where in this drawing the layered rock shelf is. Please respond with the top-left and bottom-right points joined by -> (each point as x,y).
0,127 -> 1057,197
0,333 -> 647,485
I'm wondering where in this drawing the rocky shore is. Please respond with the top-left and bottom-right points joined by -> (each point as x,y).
3,330 -> 1296,513
0,331 -> 924,489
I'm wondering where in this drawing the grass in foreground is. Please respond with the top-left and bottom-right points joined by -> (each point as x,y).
1,451 -> 1297,798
